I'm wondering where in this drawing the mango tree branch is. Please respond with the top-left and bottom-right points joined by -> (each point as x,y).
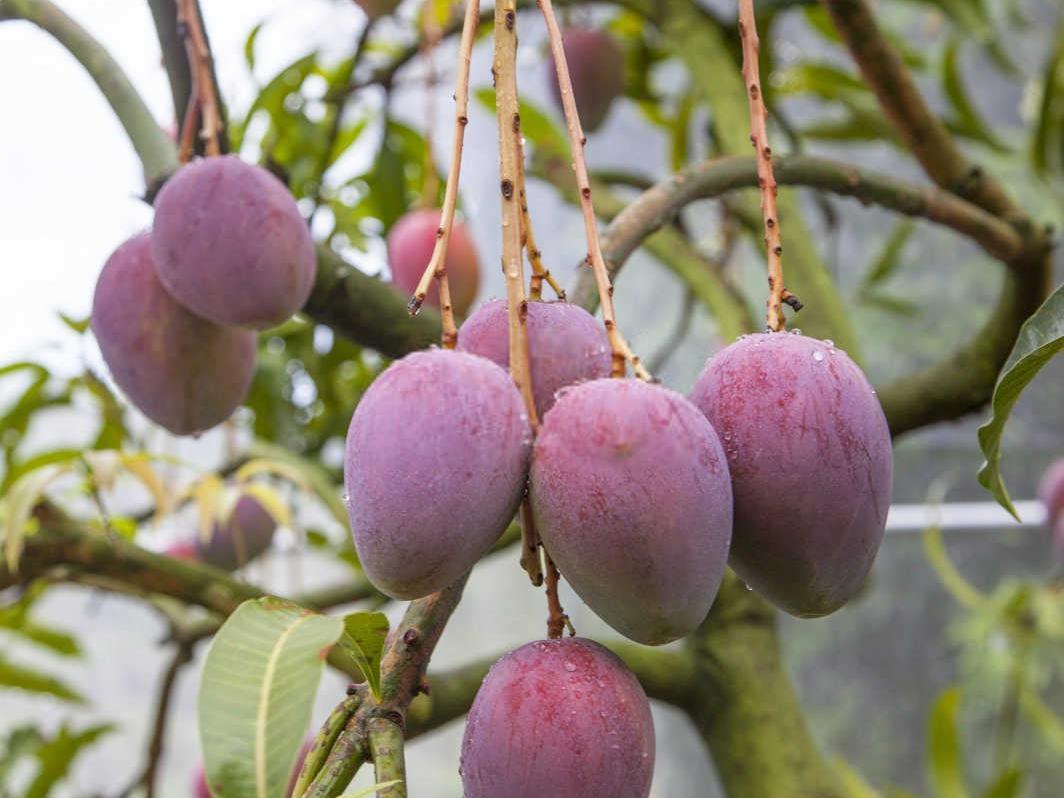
146,0 -> 228,157
821,0 -> 1017,219
0,0 -> 179,187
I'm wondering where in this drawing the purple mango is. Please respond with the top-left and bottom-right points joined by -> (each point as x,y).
690,332 -> 893,617
344,349 -> 531,599
91,233 -> 257,436
151,155 -> 316,329
547,28 -> 625,133
461,637 -> 654,798
457,299 -> 610,418
196,494 -> 277,571
530,378 -> 732,644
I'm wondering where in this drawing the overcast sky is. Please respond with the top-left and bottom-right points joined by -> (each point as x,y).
0,0 -> 362,367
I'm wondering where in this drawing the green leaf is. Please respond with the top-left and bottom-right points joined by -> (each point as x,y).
3,463 -> 74,571
336,611 -> 389,700
928,687 -> 969,798
245,21 -> 264,72
0,654 -> 84,703
1031,25 -> 1064,176
25,723 -> 113,798
0,587 -> 80,657
977,284 -> 1064,518
1020,688 -> 1064,753
861,219 -> 915,289
980,768 -> 1023,798
941,38 -> 1009,152
56,312 -> 90,334
832,756 -> 882,798
199,598 -> 344,798
923,514 -> 984,609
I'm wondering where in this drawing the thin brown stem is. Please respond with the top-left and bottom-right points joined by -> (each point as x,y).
176,0 -> 221,156
408,0 -> 480,350
518,498 -> 543,586
738,0 -> 786,331
516,132 -> 565,301
138,642 -> 193,798
494,0 -> 539,428
538,0 -> 627,375
543,551 -> 573,639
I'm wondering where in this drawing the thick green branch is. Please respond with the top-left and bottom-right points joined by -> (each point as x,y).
0,0 -> 178,186
306,246 -> 441,358
574,154 -> 1025,313
686,573 -> 846,797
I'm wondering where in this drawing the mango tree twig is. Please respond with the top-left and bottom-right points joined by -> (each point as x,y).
408,0 -> 481,349
738,0 -> 788,331
515,133 -> 565,301
176,0 -> 221,159
538,0 -> 629,375
493,0 -> 539,428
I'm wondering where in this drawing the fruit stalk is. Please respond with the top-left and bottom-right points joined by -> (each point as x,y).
538,0 -> 627,376
492,0 -> 539,428
543,552 -> 573,639
737,0 -> 786,332
515,127 -> 565,302
175,0 -> 221,160
409,0 -> 481,348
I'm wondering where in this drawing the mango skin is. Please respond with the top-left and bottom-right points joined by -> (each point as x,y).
387,209 -> 480,317
196,495 -> 277,571
530,378 -> 733,645
457,299 -> 610,417
689,332 -> 893,618
151,155 -> 317,329
343,349 -> 531,599
460,637 -> 654,798
548,28 -> 625,133
91,232 -> 257,436
1039,459 -> 1064,528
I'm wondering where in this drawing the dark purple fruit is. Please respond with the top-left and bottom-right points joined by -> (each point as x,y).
196,494 -> 277,571
461,638 -> 654,798
530,378 -> 732,645
152,155 -> 317,329
689,332 -> 893,617
344,349 -> 531,599
547,28 -> 625,133
91,233 -> 257,436
457,299 -> 610,417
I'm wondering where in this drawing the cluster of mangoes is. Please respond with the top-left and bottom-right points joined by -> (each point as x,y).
344,297 -> 892,794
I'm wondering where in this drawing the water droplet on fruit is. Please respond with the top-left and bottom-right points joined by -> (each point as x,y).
563,661 -> 577,672
790,328 -> 802,335
824,339 -> 834,347
812,350 -> 825,362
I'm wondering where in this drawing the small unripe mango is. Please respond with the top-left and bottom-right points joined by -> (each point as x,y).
196,495 -> 277,571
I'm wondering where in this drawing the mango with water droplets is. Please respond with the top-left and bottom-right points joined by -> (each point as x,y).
689,332 -> 892,617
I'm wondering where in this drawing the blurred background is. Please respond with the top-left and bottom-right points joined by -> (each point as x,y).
1,0 -> 1062,796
